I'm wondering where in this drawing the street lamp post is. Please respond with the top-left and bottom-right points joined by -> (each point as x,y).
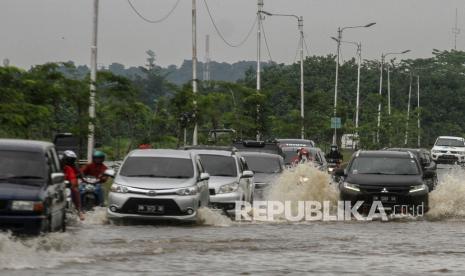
192,0 -> 198,145
256,0 -> 264,141
376,49 -> 410,144
405,71 -> 412,145
87,0 -> 99,162
260,11 -> 305,139
332,22 -> 375,145
331,38 -> 362,144
417,75 -> 420,147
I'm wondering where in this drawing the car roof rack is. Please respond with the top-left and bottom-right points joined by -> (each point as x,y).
182,145 -> 238,153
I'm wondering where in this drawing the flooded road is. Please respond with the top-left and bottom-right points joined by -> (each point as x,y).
2,166 -> 465,275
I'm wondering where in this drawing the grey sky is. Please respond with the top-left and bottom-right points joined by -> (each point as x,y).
0,0 -> 464,69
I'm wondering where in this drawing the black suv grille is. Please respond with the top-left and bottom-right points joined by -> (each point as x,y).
360,186 -> 411,195
0,200 -> 8,210
119,198 -> 185,216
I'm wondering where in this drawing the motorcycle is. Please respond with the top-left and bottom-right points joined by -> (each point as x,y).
79,175 -> 102,211
326,158 -> 342,183
79,169 -> 115,211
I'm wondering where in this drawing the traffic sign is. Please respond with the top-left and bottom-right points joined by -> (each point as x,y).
331,117 -> 341,129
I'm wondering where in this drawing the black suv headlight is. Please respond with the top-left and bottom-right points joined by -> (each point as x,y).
343,182 -> 360,192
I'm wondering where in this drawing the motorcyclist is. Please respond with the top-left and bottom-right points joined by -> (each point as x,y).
326,144 -> 343,164
291,147 -> 313,165
62,150 -> 85,220
81,151 -> 108,207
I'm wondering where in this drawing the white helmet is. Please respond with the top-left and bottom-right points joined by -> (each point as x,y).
63,150 -> 77,159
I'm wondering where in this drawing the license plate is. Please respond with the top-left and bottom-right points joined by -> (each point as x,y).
373,196 -> 396,203
137,205 -> 164,214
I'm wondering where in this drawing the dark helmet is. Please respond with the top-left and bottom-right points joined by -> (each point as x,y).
92,150 -> 106,163
62,150 -> 77,165
330,144 -> 339,152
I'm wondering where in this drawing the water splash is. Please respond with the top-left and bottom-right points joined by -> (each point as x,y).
267,164 -> 338,203
197,207 -> 232,227
262,164 -> 339,221
0,232 -> 84,270
427,168 -> 465,219
80,207 -> 109,226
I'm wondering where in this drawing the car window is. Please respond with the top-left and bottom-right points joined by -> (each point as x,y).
243,155 -> 283,173
120,157 -> 194,178
435,138 -> 465,147
0,150 -> 47,181
241,157 -> 250,171
198,154 -> 237,177
349,157 -> 420,175
47,149 -> 59,173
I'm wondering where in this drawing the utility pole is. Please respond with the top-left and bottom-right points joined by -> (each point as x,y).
376,54 -> 384,144
332,27 -> 342,145
453,8 -> 460,50
192,0 -> 198,145
387,62 -> 391,116
405,72 -> 412,145
204,34 -> 211,81
87,0 -> 99,162
299,16 -> 305,139
355,42 -> 362,141
417,75 -> 421,147
376,50 -> 410,144
256,0 -> 263,141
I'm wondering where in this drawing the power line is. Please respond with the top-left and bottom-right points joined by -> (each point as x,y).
127,0 -> 180,24
203,0 -> 257,48
261,20 -> 273,62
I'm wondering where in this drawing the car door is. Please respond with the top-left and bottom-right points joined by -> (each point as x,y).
239,157 -> 254,202
46,148 -> 66,229
196,158 -> 209,206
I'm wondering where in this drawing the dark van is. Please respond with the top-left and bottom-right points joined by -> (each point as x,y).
0,139 -> 67,234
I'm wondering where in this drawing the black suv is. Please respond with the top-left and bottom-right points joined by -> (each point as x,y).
0,139 -> 67,234
336,150 -> 433,213
386,148 -> 438,191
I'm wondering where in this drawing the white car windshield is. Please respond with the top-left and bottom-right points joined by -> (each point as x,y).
120,157 -> 194,178
435,138 -> 465,147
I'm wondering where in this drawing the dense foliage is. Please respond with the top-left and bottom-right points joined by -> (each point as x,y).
1,50 -> 464,158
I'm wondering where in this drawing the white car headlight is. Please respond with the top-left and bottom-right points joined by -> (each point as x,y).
110,184 -> 128,193
11,201 -> 43,212
343,182 -> 360,192
176,186 -> 199,196
431,150 -> 439,154
218,182 -> 239,194
409,184 -> 427,193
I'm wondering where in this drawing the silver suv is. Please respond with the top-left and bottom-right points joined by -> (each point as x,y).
107,149 -> 210,222
187,147 -> 255,211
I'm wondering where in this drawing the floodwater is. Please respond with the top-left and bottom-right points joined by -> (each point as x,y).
2,165 -> 465,275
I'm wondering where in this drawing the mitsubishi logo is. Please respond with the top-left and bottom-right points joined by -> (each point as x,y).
147,190 -> 157,197
381,188 -> 388,193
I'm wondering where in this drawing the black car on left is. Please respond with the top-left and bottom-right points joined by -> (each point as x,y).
0,139 -> 67,234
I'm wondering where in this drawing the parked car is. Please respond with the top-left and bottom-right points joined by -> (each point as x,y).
431,136 -> 465,164
240,152 -> 284,199
186,146 -> 255,211
386,148 -> 438,191
0,139 -> 67,234
107,149 -> 210,222
336,150 -> 433,213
